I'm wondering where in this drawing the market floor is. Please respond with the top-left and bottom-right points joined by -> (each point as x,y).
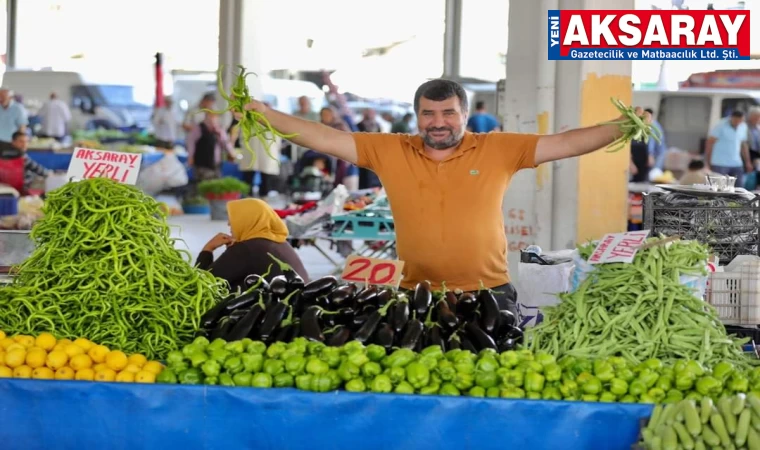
167,214 -> 343,280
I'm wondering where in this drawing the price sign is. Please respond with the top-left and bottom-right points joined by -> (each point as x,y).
66,147 -> 142,185
340,255 -> 404,288
588,230 -> 651,265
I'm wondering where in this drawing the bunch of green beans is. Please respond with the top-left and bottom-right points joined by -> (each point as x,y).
0,178 -> 229,359
527,237 -> 753,369
603,97 -> 663,152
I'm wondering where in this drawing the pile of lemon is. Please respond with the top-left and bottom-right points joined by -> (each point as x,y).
0,330 -> 164,383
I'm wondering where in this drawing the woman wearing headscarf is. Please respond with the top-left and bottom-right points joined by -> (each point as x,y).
196,198 -> 309,289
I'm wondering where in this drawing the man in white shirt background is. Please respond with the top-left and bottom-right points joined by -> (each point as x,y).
37,92 -> 71,141
152,96 -> 177,149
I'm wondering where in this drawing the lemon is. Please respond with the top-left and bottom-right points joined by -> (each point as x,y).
45,350 -> 68,370
54,366 -> 75,380
5,343 -> 25,353
14,335 -> 35,348
64,344 -> 85,358
0,337 -> 15,349
93,363 -> 109,372
25,349 -> 47,369
115,370 -> 135,383
72,338 -> 94,351
75,368 -> 95,381
94,368 -> 116,382
0,330 -> 5,340
69,354 -> 93,371
57,338 -> 73,346
123,364 -> 142,374
4,348 -> 26,368
0,366 -> 12,377
88,345 -> 110,363
135,370 -> 156,384
34,332 -> 57,351
127,353 -> 148,368
105,351 -> 128,371
142,361 -> 164,375
32,367 -> 55,380
13,365 -> 32,378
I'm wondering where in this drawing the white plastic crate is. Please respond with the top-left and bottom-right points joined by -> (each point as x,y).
705,258 -> 760,325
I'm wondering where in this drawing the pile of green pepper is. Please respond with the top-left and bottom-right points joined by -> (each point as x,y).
156,337 -> 760,403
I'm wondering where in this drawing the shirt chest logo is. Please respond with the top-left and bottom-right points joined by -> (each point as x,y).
469,170 -> 479,176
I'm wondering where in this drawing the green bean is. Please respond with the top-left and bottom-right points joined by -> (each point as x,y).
0,178 -> 229,359
601,97 -> 663,153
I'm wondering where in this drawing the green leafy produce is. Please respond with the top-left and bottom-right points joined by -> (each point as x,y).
527,237 -> 752,369
197,176 -> 250,197
0,178 -> 229,358
601,97 -> 662,152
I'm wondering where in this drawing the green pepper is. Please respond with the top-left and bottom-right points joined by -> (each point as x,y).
405,362 -> 430,389
306,358 -> 330,375
665,389 -> 684,402
387,367 -> 406,385
346,351 -> 370,368
419,355 -> 438,371
581,394 -> 599,402
525,372 -> 546,393
240,353 -> 263,374
500,387 -> 526,399
191,336 -> 209,347
502,369 -> 524,388
712,361 -> 734,381
628,379 -> 647,397
673,360 -> 688,374
245,340 -> 266,354
326,370 -> 342,390
240,338 -> 253,348
394,381 -> 415,394
639,394 -> 656,404
593,360 -> 615,382
558,355 -> 576,371
295,374 -> 312,390
615,368 -> 635,383
454,361 -> 475,375
526,392 -> 542,400
684,391 -> 703,402
233,372 -> 252,387
383,348 -> 416,368
204,376 -> 218,385
251,372 -> 273,388
468,386 -> 486,397
750,367 -> 760,382
168,361 -> 188,374
319,348 -> 342,368
182,343 -> 202,358
307,341 -> 326,356
476,357 -> 499,373
498,351 -> 520,368
430,372 -> 442,386
274,373 -> 295,388
598,392 -> 617,402
453,372 -> 475,391
518,361 -> 543,374
368,374 -> 392,393
542,386 -> 563,401
656,375 -> 673,392
419,384 -> 440,395
475,371 -> 499,389
224,356 -> 244,374
675,371 -> 695,391
224,340 -> 245,354
437,360 -> 457,381
486,386 -> 501,398
576,372 -> 593,385
334,361 -> 358,382
345,378 -> 366,392
445,349 -> 463,361
190,352 -> 209,368
209,348 -> 231,364
310,374 -> 333,392
421,345 -> 444,359
607,356 -> 627,370
534,352 -> 556,367
544,363 -> 562,382
609,378 -> 629,396
201,359 -> 222,378
516,349 -> 534,361
643,358 -> 662,372
647,387 -> 666,403
263,359 -> 285,376
219,373 -> 235,387
361,361 -> 382,378
619,395 -> 636,403
156,369 -> 178,384
439,383 -> 461,396
572,360 -> 593,377
366,344 -> 387,362
696,375 -> 723,397
559,380 -> 579,398
278,349 -> 298,363
283,355 -> 305,375
342,340 -> 365,354
638,369 -> 659,388
166,351 -> 185,366
728,373 -> 749,393
582,377 -> 602,395
207,338 -> 226,352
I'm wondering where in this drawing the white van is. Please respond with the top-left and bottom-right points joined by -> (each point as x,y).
1,69 -> 153,132
633,88 -> 760,154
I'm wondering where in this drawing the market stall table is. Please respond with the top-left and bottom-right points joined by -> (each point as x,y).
0,378 -> 652,450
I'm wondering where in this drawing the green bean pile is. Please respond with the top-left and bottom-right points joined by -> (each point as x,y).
602,97 -> 662,152
527,237 -> 752,369
0,178 -> 229,359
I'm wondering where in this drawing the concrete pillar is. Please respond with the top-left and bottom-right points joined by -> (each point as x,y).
442,0 -> 463,79
501,0 -> 634,284
5,0 -> 17,68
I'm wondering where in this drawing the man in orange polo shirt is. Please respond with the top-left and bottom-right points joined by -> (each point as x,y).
242,79 -> 648,313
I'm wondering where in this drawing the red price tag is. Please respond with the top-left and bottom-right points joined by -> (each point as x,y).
340,255 -> 405,288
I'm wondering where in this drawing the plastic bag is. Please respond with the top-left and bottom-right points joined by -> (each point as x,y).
515,249 -> 576,328
136,153 -> 189,196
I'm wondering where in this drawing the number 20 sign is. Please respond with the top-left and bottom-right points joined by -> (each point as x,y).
340,255 -> 405,288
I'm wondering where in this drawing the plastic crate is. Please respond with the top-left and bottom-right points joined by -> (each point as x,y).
331,209 -> 395,240
0,230 -> 34,268
705,259 -> 760,325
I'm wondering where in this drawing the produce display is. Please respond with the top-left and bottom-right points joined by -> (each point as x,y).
197,177 -> 250,199
636,393 -> 760,450
527,238 -> 751,369
0,178 -> 229,359
603,97 -> 662,152
0,330 -> 164,383
200,268 -> 522,354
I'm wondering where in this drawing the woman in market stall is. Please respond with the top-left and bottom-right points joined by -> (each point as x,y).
195,198 -> 309,290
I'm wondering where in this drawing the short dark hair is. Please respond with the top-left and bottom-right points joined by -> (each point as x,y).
688,160 -> 705,171
644,108 -> 654,115
403,113 -> 413,121
201,93 -> 216,103
475,101 -> 486,110
413,79 -> 468,114
731,110 -> 745,118
11,131 -> 26,141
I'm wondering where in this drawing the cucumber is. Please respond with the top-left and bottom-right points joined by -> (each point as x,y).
732,393 -> 747,416
701,423 -> 722,447
751,411 -> 760,431
736,409 -> 752,447
683,400 -> 702,437
719,397 -> 738,436
749,427 -> 760,450
712,413 -> 733,447
673,421 -> 695,450
701,397 -> 714,424
662,425 -> 678,450
650,403 -> 664,429
693,438 -> 706,450
747,393 -> 760,417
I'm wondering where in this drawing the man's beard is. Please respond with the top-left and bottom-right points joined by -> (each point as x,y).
421,127 -> 463,150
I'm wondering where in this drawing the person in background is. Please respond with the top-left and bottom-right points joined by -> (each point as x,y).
466,101 -> 500,133
152,96 -> 177,149
186,112 -> 236,181
37,92 -> 71,142
357,109 -> 381,133
182,93 -> 217,133
679,160 -> 709,186
196,198 -> 308,290
10,131 -> 50,193
705,110 -> 752,188
645,108 -> 667,170
294,96 -> 319,122
231,103 -> 283,197
748,107 -> 760,175
391,113 -> 414,134
356,109 -> 382,189
630,136 -> 652,183
0,88 -> 28,145
319,106 -> 354,188
381,112 -> 395,127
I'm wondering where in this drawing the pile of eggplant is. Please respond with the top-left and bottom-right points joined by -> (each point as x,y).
199,272 -> 524,354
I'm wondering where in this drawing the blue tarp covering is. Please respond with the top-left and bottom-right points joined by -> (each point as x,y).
0,379 -> 651,450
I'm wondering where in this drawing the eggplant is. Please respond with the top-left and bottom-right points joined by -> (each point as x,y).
444,291 -> 458,314
354,286 -> 379,307
289,291 -> 305,315
275,322 -> 298,343
505,325 -> 524,343
282,267 -> 299,284
361,304 -> 377,316
352,314 -> 369,330
326,325 -> 351,347
477,290 -> 500,333
257,302 -> 289,340
301,306 -> 325,342
288,275 -> 305,292
447,332 -> 462,350
465,321 -> 497,351
412,281 -> 432,315
425,325 -> 446,350
303,276 -> 339,298
210,317 -> 235,341
269,275 -> 288,295
375,289 -> 393,308
495,310 -> 517,339
436,300 -> 458,330
354,310 -> 383,343
389,298 -> 409,333
497,337 -> 518,352
224,291 -> 260,312
322,311 -> 338,328
374,322 -> 395,350
328,285 -> 356,308
200,294 -> 237,329
414,336 -> 424,353
336,308 -> 355,326
399,319 -> 424,350
224,303 -> 265,341
456,292 -> 478,318
244,274 -> 270,291
460,336 -> 478,353
228,308 -> 249,321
